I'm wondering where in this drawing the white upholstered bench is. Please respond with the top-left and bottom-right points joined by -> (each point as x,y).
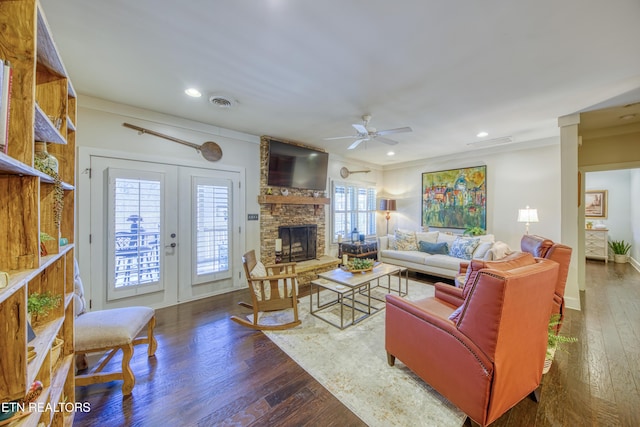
73,260 -> 157,395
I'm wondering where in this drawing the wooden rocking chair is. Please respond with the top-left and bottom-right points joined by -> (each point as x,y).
231,250 -> 301,330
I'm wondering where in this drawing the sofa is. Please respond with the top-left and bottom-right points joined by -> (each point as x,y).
377,230 -> 511,279
386,254 -> 560,426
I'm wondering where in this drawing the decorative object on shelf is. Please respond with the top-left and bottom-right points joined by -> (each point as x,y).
48,115 -> 62,130
379,199 -> 396,235
359,233 -> 365,243
517,205 -> 539,234
350,227 -> 359,243
59,237 -> 68,246
266,187 -> 273,195
27,291 -> 62,324
51,337 -> 64,362
422,165 -> 487,230
585,189 -> 608,219
544,314 -> 577,374
34,142 -> 59,174
0,271 -> 8,289
586,221 -> 593,229
313,191 -> 320,198
34,155 -> 64,229
342,254 -> 348,266
123,122 -> 223,162
281,188 -> 289,196
608,239 -> 631,264
342,258 -> 377,273
39,232 -> 55,256
27,321 -> 36,342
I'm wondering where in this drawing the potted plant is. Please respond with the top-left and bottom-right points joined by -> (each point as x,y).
608,239 -> 631,264
39,232 -> 55,256
27,291 -> 62,324
544,314 -> 577,374
463,226 -> 485,236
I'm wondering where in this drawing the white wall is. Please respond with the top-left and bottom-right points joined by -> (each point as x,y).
381,141 -> 562,251
631,170 -> 640,269
585,169 -> 633,254
75,96 -> 262,296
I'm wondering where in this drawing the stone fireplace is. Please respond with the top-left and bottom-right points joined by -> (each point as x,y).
279,224 -> 317,262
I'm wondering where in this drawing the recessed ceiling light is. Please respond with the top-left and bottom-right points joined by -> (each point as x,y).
387,151 -> 395,156
476,131 -> 489,138
184,88 -> 202,98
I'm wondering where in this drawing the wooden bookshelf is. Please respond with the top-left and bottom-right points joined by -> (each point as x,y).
0,1 -> 76,425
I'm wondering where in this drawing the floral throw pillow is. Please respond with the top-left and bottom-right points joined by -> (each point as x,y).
395,230 -> 418,251
449,237 -> 480,260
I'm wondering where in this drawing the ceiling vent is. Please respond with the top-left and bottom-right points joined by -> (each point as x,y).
466,136 -> 513,148
209,94 -> 236,108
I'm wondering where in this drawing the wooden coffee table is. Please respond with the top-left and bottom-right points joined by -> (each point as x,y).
309,263 -> 408,329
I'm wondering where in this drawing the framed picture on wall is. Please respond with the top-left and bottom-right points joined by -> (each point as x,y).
421,165 -> 487,230
585,190 -> 607,218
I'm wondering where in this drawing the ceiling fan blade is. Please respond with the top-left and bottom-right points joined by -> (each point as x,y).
324,135 -> 359,140
375,136 -> 399,146
348,139 -> 365,150
352,124 -> 368,134
375,126 -> 413,136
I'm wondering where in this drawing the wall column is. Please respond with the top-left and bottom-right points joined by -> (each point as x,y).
559,113 -> 582,310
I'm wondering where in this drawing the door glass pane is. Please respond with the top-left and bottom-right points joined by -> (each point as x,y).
194,181 -> 230,278
111,176 -> 161,290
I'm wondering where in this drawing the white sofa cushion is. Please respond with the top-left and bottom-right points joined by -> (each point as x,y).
380,249 -> 428,264
416,231 -> 439,244
473,241 -> 494,260
423,254 -> 464,270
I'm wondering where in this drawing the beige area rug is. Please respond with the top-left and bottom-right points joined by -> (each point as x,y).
261,280 -> 466,427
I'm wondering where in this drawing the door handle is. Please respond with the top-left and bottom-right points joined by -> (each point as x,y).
165,243 -> 176,248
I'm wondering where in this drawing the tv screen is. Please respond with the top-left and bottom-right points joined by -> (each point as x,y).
267,139 -> 328,190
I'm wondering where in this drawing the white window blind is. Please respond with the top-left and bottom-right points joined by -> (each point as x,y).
332,181 -> 376,242
192,177 -> 231,284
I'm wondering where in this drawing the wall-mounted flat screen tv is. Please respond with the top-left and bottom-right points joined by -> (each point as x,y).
267,139 -> 329,190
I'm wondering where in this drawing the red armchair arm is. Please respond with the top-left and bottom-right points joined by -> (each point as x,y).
434,282 -> 464,307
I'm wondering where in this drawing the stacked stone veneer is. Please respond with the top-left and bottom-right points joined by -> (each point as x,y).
259,136 -> 327,265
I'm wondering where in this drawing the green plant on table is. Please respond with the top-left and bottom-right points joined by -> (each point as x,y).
463,226 -> 485,236
347,258 -> 374,270
27,291 -> 62,319
608,239 -> 631,255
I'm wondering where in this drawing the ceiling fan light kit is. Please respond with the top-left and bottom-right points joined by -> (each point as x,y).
326,114 -> 412,150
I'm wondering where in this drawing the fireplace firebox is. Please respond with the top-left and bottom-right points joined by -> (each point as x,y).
278,225 -> 317,262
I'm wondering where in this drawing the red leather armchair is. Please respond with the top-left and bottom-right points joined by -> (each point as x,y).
385,257 -> 559,426
520,234 -> 572,332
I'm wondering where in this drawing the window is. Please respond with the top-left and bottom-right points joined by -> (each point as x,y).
107,168 -> 164,300
191,176 -> 232,284
332,181 -> 377,242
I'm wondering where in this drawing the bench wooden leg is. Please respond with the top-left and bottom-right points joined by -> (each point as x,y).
147,316 -> 157,357
121,343 -> 135,395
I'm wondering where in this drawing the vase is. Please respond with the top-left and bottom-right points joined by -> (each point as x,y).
543,346 -> 557,374
614,254 -> 627,264
34,142 -> 59,174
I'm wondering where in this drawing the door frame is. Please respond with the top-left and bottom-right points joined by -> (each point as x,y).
77,146 -> 246,310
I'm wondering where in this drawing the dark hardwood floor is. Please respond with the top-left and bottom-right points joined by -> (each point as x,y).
74,261 -> 640,427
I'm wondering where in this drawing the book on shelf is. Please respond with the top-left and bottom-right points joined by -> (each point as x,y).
0,59 -> 12,154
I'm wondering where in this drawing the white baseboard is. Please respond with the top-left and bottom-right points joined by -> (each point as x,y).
630,257 -> 640,273
564,295 -> 581,311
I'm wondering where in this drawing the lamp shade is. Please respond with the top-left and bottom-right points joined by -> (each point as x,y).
517,206 -> 539,223
380,199 -> 397,211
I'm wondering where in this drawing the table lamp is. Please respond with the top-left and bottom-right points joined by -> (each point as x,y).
517,205 -> 539,234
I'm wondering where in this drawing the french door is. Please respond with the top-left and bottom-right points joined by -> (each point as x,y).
88,155 -> 241,310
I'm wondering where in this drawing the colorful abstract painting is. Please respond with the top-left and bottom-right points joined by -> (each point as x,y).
422,165 -> 486,230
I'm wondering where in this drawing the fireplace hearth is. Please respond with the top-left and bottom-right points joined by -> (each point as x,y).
279,225 -> 317,262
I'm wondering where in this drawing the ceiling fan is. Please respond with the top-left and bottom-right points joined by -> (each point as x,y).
325,114 -> 412,150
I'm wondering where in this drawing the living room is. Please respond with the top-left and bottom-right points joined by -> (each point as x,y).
1,1 -> 640,426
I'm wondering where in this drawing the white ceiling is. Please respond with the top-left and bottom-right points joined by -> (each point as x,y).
41,0 -> 640,165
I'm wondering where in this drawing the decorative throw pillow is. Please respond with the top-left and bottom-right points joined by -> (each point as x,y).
395,230 -> 418,251
418,241 -> 449,255
387,234 -> 398,250
73,258 -> 87,317
250,261 -> 270,300
449,237 -> 480,260
449,305 -> 464,323
472,241 -> 493,260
